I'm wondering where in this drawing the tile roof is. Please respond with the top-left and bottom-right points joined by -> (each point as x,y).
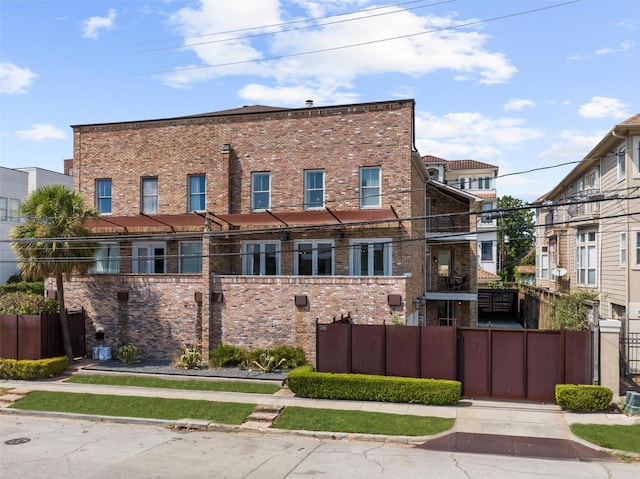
478,269 -> 501,280
422,155 -> 447,163
447,159 -> 499,170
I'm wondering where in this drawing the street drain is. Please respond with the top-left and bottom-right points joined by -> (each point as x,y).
5,438 -> 31,445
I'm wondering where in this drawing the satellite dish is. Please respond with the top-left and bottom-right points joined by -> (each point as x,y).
552,268 -> 567,277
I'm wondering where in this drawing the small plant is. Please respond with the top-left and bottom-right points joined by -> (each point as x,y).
117,343 -> 139,364
208,343 -> 248,368
249,350 -> 287,373
176,345 -> 202,369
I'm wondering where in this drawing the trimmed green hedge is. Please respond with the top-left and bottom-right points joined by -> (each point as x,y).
0,356 -> 69,380
286,366 -> 461,405
555,384 -> 613,412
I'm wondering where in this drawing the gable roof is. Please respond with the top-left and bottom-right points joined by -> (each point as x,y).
447,159 -> 498,170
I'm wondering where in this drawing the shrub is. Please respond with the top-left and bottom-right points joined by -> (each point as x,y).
0,291 -> 58,314
0,281 -> 45,295
555,384 -> 613,412
117,343 -> 139,364
286,366 -> 461,405
208,344 -> 248,368
209,344 -> 306,369
0,356 -> 68,380
176,345 -> 202,369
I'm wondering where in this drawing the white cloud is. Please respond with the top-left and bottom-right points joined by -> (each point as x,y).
594,40 -> 635,56
539,130 -> 604,161
578,97 -> 630,120
503,98 -> 535,112
162,0 -> 518,94
0,62 -> 37,94
15,124 -> 66,141
81,9 -> 117,40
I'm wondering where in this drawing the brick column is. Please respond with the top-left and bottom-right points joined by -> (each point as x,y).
598,319 -> 621,396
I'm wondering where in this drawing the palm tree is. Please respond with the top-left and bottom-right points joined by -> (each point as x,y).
10,184 -> 100,361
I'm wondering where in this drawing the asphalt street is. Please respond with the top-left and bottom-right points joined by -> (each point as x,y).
1,415 -> 638,479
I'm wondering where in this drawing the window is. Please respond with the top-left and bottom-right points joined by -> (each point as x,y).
92,243 -> 119,274
477,177 -> 491,189
617,145 -> 626,180
96,179 -> 112,214
360,167 -> 381,207
437,250 -> 452,277
188,175 -> 206,212
620,232 -> 627,266
141,177 -> 158,214
304,170 -> 324,209
576,231 -> 596,286
480,241 -> 493,262
480,202 -> 494,224
0,197 -> 7,221
633,136 -> 640,178
132,242 -> 165,273
635,231 -> 640,268
295,241 -> 333,276
251,172 -> 270,211
350,239 -> 392,276
179,241 -> 202,273
8,199 -> 19,223
459,178 -> 466,190
243,241 -> 280,275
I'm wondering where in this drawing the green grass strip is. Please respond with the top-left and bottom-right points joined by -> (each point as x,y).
10,391 -> 256,424
67,374 -> 280,394
570,423 -> 640,453
273,406 -> 454,436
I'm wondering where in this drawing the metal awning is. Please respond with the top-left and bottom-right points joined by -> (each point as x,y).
212,208 -> 399,227
85,213 -> 207,233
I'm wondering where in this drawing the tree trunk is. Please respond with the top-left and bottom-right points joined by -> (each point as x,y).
56,273 -> 74,361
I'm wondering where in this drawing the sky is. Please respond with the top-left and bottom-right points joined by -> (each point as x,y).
1,0 -> 638,203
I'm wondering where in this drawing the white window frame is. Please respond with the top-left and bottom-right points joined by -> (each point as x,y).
179,241 -> 202,273
538,246 -> 549,279
188,175 -> 206,212
92,243 -> 119,274
617,145 -> 626,180
620,232 -> 627,267
360,166 -> 381,208
251,172 -> 270,211
633,136 -> 640,179
294,240 -> 334,276
480,202 -> 494,224
349,239 -> 392,276
575,230 -> 597,286
242,241 -> 281,275
132,241 -> 166,273
141,177 -> 158,214
304,169 -> 324,210
634,230 -> 640,269
480,241 -> 493,262
96,179 -> 112,214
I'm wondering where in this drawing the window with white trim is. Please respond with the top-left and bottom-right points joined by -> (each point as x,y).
635,231 -> 640,268
92,243 -> 119,274
141,177 -> 158,214
480,202 -> 494,224
179,241 -> 202,273
633,136 -> 640,178
480,241 -> 493,262
188,175 -> 206,212
8,199 -> 19,223
133,241 -> 166,273
360,166 -> 381,207
620,232 -> 626,266
0,197 -> 6,221
251,172 -> 270,211
538,246 -> 549,279
617,145 -> 626,180
242,241 -> 280,275
304,169 -> 324,210
349,239 -> 392,276
576,231 -> 596,286
96,179 -> 112,214
295,240 -> 333,276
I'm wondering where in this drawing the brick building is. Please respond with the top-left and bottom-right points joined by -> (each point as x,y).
55,99 -> 479,362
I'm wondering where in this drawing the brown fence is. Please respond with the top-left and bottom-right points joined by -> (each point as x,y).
316,322 -> 592,402
0,310 -> 86,360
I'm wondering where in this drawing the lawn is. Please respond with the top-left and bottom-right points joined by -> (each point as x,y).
273,406 -> 454,436
66,374 -> 280,394
10,391 -> 256,424
571,423 -> 640,454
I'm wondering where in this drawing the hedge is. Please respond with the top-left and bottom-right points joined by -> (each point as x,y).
0,356 -> 69,380
555,384 -> 613,412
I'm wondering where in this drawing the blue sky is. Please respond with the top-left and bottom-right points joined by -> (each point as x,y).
1,0 -> 638,203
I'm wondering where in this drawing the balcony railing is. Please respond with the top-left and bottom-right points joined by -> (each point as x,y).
566,190 -> 601,218
428,271 -> 473,292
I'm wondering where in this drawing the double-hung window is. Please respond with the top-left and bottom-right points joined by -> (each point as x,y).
132,242 -> 166,273
635,231 -> 640,268
538,246 -> 549,279
295,241 -> 333,276
304,170 -> 324,209
620,232 -> 627,266
243,241 -> 280,275
480,202 -> 494,224
617,145 -> 626,180
92,243 -> 119,274
576,231 -> 596,286
350,239 -> 391,276
360,166 -> 381,207
141,177 -> 158,214
188,175 -> 206,212
633,136 -> 640,178
179,241 -> 202,273
480,241 -> 493,262
96,179 -> 112,214
251,172 -> 270,211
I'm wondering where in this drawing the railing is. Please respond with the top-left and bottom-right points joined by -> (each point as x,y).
428,271 -> 472,292
621,333 -> 640,376
566,190 -> 601,218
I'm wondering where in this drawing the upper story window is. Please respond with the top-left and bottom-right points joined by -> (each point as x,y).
295,240 -> 333,276
360,166 -> 381,208
537,246 -> 549,279
141,177 -> 158,214
617,145 -> 626,180
633,136 -> 640,178
620,232 -> 627,266
635,231 -> 640,268
576,230 -> 596,286
132,241 -> 165,273
251,172 -> 270,211
458,177 -> 466,189
179,241 -> 202,273
349,239 -> 392,276
92,243 -> 119,274
96,179 -> 112,214
477,177 -> 491,189
243,241 -> 280,275
304,169 -> 324,210
480,241 -> 493,262
188,175 -> 206,212
0,197 -> 20,223
480,202 -> 494,224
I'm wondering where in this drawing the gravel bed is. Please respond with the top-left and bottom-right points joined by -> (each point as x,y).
83,359 -> 289,381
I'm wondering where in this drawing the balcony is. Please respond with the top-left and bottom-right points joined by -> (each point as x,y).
566,190 -> 601,219
424,270 -> 477,301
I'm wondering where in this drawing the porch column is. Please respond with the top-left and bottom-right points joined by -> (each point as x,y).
598,319 -> 621,396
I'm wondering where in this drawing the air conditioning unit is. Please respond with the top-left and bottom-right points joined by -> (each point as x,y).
622,391 -> 640,416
